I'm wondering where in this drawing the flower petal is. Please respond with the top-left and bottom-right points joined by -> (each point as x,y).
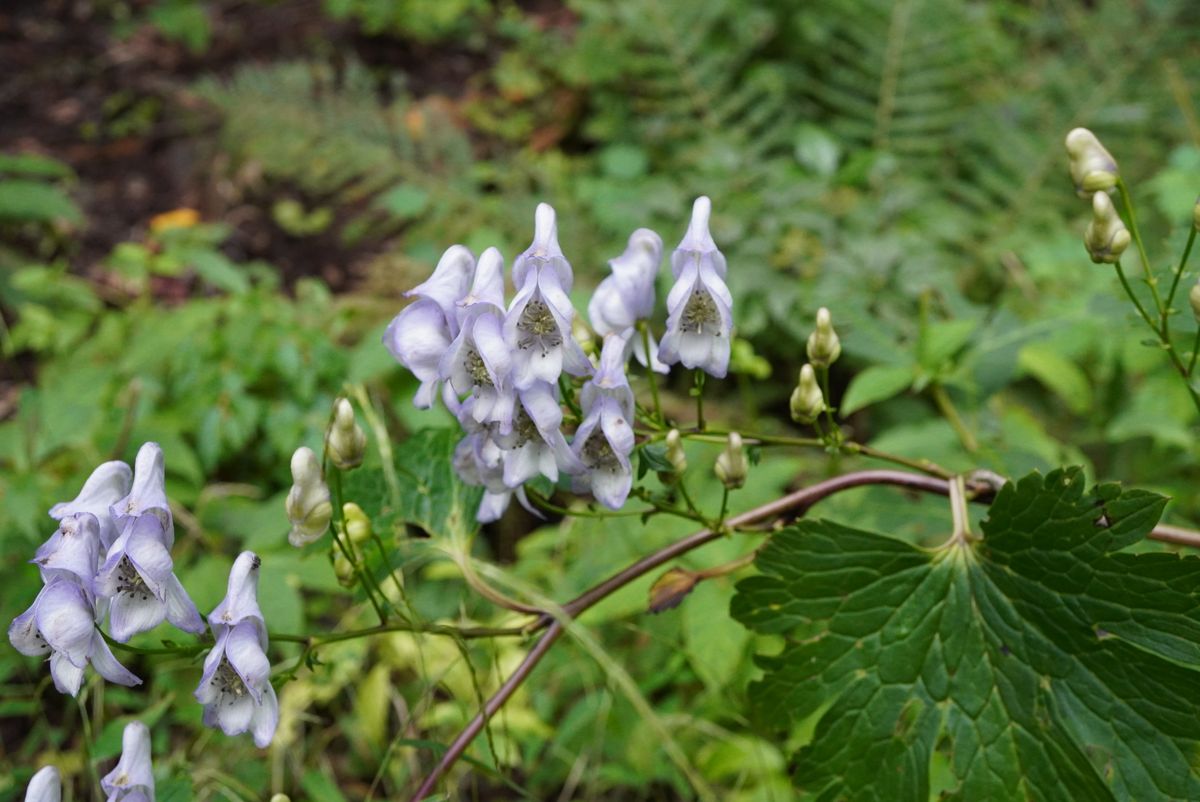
111,443 -> 174,548
89,631 -> 142,687
251,682 -> 280,748
9,596 -> 51,657
34,513 -> 101,590
49,652 -> 84,696
36,581 -> 95,667
225,621 -> 270,699
215,691 -> 257,736
101,721 -> 154,797
209,551 -> 264,633
49,460 -> 131,550
24,765 -> 61,802
163,574 -> 205,635
406,244 -> 474,332
107,592 -> 166,643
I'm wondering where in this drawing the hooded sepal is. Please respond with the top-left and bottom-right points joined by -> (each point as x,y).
49,460 -> 132,550
100,721 -> 155,801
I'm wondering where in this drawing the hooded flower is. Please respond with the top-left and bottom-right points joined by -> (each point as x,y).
111,443 -> 174,550
588,228 -> 668,373
285,446 -> 332,547
100,721 -> 155,802
496,382 -> 582,488
24,766 -> 61,802
95,514 -> 205,642
658,197 -> 733,378
195,619 -> 278,748
9,578 -> 141,695
504,204 -> 592,389
49,460 -> 132,551
383,245 -> 475,408
454,430 -> 530,523
33,513 -> 101,591
441,248 -> 516,432
572,335 -> 636,509
208,551 -> 266,644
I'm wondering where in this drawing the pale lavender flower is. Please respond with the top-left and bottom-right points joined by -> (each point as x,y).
208,551 -> 266,644
505,204 -> 591,389
454,431 -> 529,523
33,513 -> 101,591
383,245 -> 475,409
9,578 -> 141,696
96,514 -> 204,642
49,460 -> 131,550
441,248 -> 515,431
195,620 -> 278,748
100,721 -> 155,802
496,382 -> 582,488
24,766 -> 61,802
572,334 -> 636,509
110,443 -> 174,549
658,196 -> 733,378
588,228 -> 668,373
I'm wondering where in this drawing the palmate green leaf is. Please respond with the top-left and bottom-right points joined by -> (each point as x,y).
732,467 -> 1200,801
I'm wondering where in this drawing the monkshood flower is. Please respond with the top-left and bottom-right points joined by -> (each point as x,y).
441,248 -> 516,432
195,619 -> 278,747
111,442 -> 175,549
286,446 -> 332,547
208,551 -> 266,643
96,514 -> 205,642
33,513 -> 101,591
496,382 -> 582,488
505,203 -> 592,389
454,430 -> 528,523
100,721 -> 154,802
588,227 -> 668,373
658,196 -> 733,378
49,459 -> 131,550
24,766 -> 60,802
9,578 -> 141,695
572,335 -> 636,509
383,245 -> 475,408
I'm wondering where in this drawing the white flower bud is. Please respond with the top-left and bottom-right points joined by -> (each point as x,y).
326,398 -> 367,470
806,307 -> 841,368
665,429 -> 687,474
1190,281 -> 1200,322
1065,127 -> 1119,197
790,364 -> 826,425
714,432 -> 748,490
1084,191 -> 1131,264
286,447 -> 332,547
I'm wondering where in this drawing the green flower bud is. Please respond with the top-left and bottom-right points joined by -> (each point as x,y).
343,502 -> 372,544
326,398 -> 367,470
790,364 -> 825,424
665,429 -> 688,474
1193,196 -> 1200,231
1190,281 -> 1200,322
1084,191 -> 1131,264
333,553 -> 357,587
714,432 -> 748,490
1065,127 -> 1119,197
806,307 -> 841,368
286,446 -> 332,547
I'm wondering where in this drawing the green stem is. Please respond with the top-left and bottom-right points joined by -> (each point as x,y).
1164,226 -> 1197,326
76,697 -> 102,802
640,321 -> 665,426
1113,260 -> 1160,332
816,365 -> 840,444
371,531 -> 409,610
1114,262 -> 1200,416
693,371 -> 706,431
930,383 -> 979,454
527,488 -> 661,519
1117,178 -> 1165,319
330,468 -> 389,624
716,487 -> 730,530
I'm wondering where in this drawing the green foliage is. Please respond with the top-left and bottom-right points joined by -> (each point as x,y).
323,0 -> 489,41
731,467 -> 1200,799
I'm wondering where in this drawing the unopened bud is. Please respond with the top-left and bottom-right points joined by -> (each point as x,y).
343,502 -> 372,544
790,364 -> 825,424
806,307 -> 841,368
1084,191 -> 1131,264
714,432 -> 748,490
1193,196 -> 1200,231
1065,127 -> 1119,197
333,553 -> 357,587
286,446 -> 332,547
665,429 -> 687,474
326,398 -> 367,470
270,796 -> 292,802
1190,281 -> 1200,322
648,567 -> 699,613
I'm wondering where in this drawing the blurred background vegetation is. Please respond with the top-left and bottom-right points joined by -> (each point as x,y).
3,0 -> 1200,799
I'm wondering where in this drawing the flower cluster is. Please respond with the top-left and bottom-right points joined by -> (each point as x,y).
8,442 -> 204,696
385,197 -> 731,521
194,551 -> 278,747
